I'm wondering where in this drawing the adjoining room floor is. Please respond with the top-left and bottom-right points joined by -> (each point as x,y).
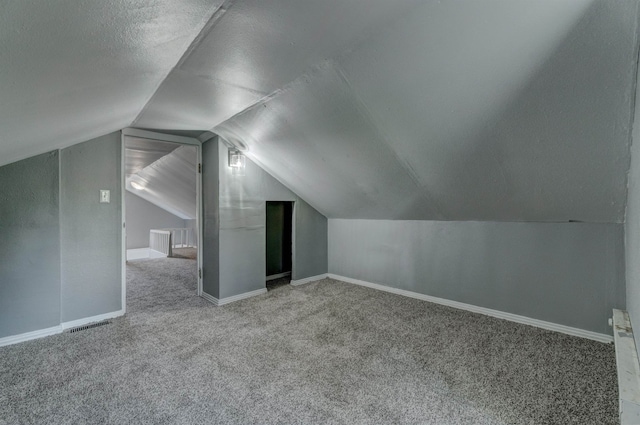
1,259 -> 618,424
126,256 -> 198,313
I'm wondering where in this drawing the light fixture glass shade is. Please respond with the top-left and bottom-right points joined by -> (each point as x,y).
228,150 -> 246,169
130,181 -> 145,190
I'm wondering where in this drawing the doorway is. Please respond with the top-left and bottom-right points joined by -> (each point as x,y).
121,129 -> 203,314
266,201 -> 293,282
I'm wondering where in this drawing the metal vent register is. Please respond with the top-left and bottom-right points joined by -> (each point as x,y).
68,321 -> 111,333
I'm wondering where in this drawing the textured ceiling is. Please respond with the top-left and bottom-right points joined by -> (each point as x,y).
124,137 -> 179,177
1,0 -> 639,223
214,0 -> 640,222
133,0 -> 421,130
0,0 -> 222,167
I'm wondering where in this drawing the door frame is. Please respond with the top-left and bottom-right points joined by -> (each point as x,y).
121,128 -> 204,312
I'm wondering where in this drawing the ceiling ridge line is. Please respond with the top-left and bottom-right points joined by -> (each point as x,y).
210,1 -> 427,133
131,0 -> 236,127
210,60 -> 340,133
175,69 -> 267,97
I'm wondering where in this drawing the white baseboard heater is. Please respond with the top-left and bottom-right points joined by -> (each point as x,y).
613,309 -> 640,424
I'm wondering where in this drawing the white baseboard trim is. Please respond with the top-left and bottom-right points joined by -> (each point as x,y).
200,291 -> 218,305
200,288 -> 268,306
0,325 -> 63,348
127,248 -> 149,261
290,273 -> 329,286
219,288 -> 268,306
266,272 -> 291,281
0,309 -> 127,348
328,273 -> 613,344
61,309 -> 125,331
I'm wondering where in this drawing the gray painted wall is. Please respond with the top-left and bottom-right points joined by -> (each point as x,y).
0,152 -> 61,338
294,199 -> 328,280
626,44 -> 640,347
60,132 -> 122,322
125,191 -> 186,249
329,220 -> 625,335
217,142 -> 327,299
202,138 -> 220,298
218,142 -> 294,298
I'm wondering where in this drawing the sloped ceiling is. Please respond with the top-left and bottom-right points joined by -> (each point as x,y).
1,0 -> 639,223
214,0 -> 639,222
133,0 -> 422,130
126,144 -> 197,220
0,0 -> 223,167
125,137 -> 180,177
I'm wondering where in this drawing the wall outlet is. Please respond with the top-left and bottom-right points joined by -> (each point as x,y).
100,190 -> 110,203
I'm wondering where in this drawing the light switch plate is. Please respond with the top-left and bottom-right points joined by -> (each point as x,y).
100,190 -> 110,203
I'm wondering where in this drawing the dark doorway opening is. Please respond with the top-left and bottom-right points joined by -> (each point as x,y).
266,201 -> 293,281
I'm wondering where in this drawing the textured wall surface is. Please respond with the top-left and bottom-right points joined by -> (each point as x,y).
0,152 -> 61,338
218,142 -> 295,298
125,191 -> 186,249
60,132 -> 122,322
329,220 -> 625,334
294,199 -> 328,280
218,142 -> 327,299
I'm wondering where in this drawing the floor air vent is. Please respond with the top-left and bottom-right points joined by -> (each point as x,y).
68,321 -> 111,333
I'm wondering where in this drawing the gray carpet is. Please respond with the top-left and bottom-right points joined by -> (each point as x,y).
0,257 -> 618,424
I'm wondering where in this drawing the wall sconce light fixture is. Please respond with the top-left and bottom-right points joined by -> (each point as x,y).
228,149 -> 246,169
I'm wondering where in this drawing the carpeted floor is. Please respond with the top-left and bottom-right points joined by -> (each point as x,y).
0,257 -> 618,424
